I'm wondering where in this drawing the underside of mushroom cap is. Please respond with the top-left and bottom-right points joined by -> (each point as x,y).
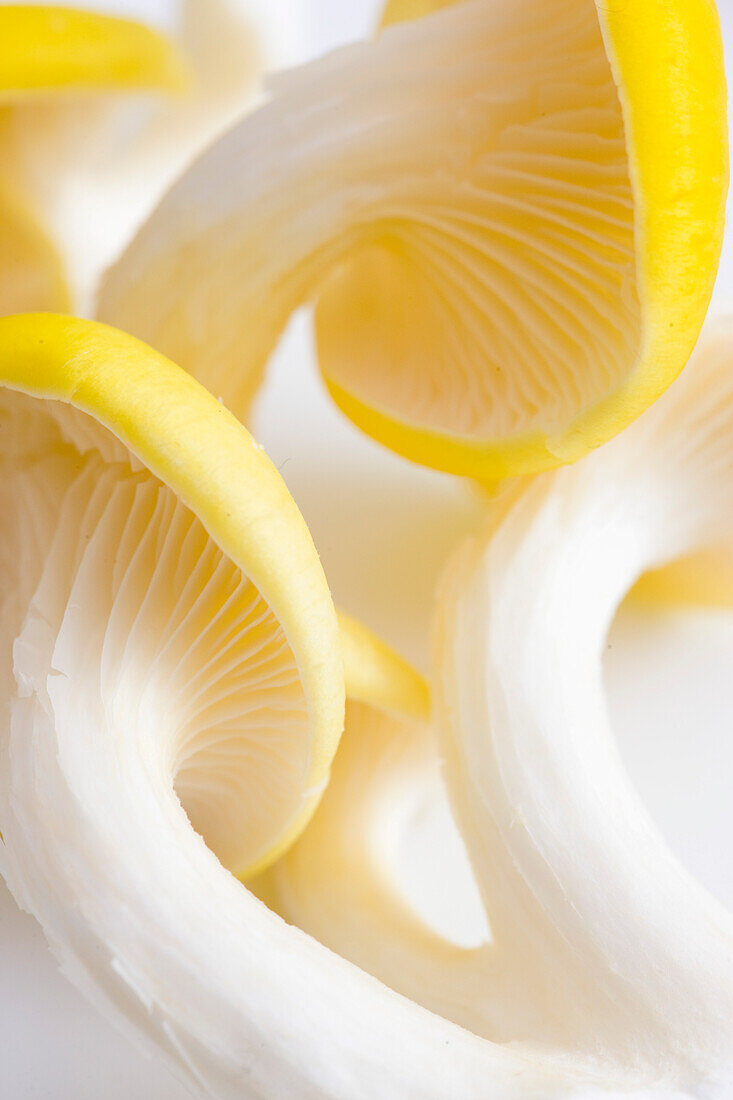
99,0 -> 727,478
0,313 -> 344,876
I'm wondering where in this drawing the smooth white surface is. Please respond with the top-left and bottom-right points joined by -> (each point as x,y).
1,0 -> 733,1096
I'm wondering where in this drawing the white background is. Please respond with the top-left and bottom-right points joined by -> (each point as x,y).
2,1 -> 733,1096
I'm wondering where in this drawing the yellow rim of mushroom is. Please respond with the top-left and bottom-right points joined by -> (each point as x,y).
0,312 -> 344,875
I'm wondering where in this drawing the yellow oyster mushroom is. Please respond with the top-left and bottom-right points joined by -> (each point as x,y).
100,0 -> 727,479
0,6 -> 184,315
0,312 -> 343,878
0,315 -> 578,1099
0,2 -> 306,312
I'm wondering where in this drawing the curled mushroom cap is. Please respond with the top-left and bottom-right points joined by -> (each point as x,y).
0,313 -> 344,1086
0,2 -> 312,313
0,313 -> 346,872
0,5 -> 185,314
99,0 -> 727,478
0,314 -> 586,1100
435,316 -> 733,1092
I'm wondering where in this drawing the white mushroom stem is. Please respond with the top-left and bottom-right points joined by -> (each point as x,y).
435,317 -> 733,1092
